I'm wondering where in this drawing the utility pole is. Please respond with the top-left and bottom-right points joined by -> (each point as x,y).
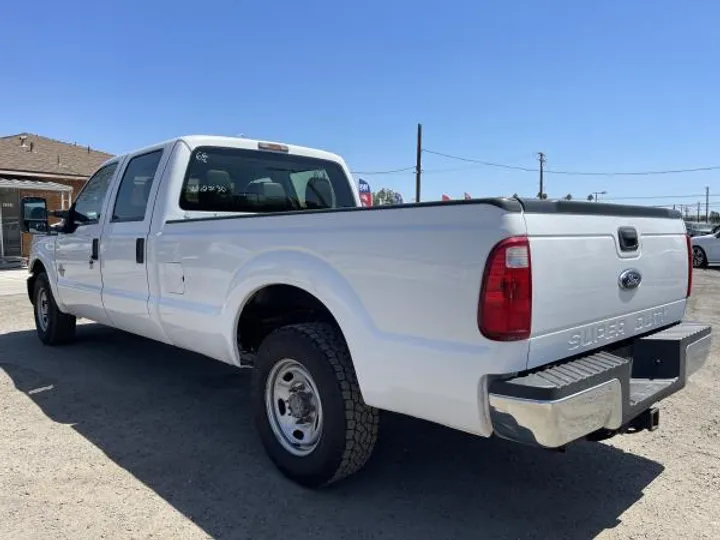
706,186 -> 710,222
415,123 -> 422,203
537,152 -> 546,199
698,201 -> 701,222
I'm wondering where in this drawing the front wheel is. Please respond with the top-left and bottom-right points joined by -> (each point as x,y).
693,246 -> 708,268
252,323 -> 379,488
33,272 -> 76,345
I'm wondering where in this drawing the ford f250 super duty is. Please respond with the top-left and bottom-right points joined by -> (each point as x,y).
20,135 -> 711,487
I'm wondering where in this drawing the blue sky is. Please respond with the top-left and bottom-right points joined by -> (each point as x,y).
2,0 -> 719,212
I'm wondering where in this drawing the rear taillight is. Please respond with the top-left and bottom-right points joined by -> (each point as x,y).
686,234 -> 693,297
478,236 -> 532,341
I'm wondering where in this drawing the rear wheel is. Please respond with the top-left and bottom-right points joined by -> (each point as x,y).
252,322 -> 379,488
33,272 -> 76,345
693,246 -> 708,268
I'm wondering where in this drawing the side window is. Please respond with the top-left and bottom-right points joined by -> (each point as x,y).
111,151 -> 163,222
73,163 -> 118,224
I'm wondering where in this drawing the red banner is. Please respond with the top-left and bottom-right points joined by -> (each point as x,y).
358,179 -> 373,207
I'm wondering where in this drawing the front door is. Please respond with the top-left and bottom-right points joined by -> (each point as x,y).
55,162 -> 120,323
101,148 -> 169,340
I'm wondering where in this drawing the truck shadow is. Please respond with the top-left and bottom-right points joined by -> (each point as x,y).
0,324 -> 663,540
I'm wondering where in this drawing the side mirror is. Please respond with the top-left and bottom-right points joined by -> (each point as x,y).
20,197 -> 49,234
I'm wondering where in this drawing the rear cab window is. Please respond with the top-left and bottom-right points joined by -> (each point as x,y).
179,147 -> 355,213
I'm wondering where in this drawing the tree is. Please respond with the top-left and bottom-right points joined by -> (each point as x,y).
587,194 -> 594,202
372,188 -> 403,206
537,192 -> 548,200
564,194 -> 573,200
710,211 -> 720,223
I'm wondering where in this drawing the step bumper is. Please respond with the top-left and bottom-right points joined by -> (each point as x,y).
488,321 -> 712,448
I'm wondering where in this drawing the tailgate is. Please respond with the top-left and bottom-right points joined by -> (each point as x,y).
522,202 -> 690,369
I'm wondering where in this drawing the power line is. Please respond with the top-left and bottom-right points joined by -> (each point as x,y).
422,149 -> 538,172
351,166 -> 415,175
546,165 -> 720,176
422,148 -> 720,176
421,165 -> 496,173
356,164 -> 539,176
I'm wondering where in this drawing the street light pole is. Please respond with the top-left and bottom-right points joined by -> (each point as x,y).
594,190 -> 607,202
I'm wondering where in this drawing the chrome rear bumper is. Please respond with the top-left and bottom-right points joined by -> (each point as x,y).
489,322 -> 711,448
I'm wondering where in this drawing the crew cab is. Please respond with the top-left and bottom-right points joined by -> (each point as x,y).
21,135 -> 711,487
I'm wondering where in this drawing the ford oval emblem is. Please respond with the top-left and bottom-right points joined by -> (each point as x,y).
619,268 -> 642,290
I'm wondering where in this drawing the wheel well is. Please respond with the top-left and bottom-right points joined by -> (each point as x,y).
27,260 -> 46,303
237,285 -> 343,362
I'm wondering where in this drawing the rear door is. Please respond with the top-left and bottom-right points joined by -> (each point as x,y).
523,204 -> 690,369
100,146 -> 170,341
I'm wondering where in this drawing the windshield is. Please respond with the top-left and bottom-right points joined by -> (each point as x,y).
180,146 -> 356,213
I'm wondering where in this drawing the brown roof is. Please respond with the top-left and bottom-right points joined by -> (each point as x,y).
0,133 -> 114,177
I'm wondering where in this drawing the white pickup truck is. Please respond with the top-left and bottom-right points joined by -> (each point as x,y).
21,135 -> 711,487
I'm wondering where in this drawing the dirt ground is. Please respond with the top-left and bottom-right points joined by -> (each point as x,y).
0,269 -> 718,540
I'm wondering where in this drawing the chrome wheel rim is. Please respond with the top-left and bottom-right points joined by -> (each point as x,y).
265,358 -> 323,456
36,289 -> 49,331
693,247 -> 705,267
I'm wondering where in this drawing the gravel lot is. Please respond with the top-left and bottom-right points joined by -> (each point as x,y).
1,269 -> 719,540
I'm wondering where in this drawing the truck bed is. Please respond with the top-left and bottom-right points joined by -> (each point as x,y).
154,196 -> 690,437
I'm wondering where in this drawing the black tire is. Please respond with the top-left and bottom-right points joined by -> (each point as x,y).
252,322 -> 379,488
32,272 -> 76,345
693,246 -> 708,268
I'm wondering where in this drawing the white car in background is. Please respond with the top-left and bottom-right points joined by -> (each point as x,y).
691,229 -> 720,267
